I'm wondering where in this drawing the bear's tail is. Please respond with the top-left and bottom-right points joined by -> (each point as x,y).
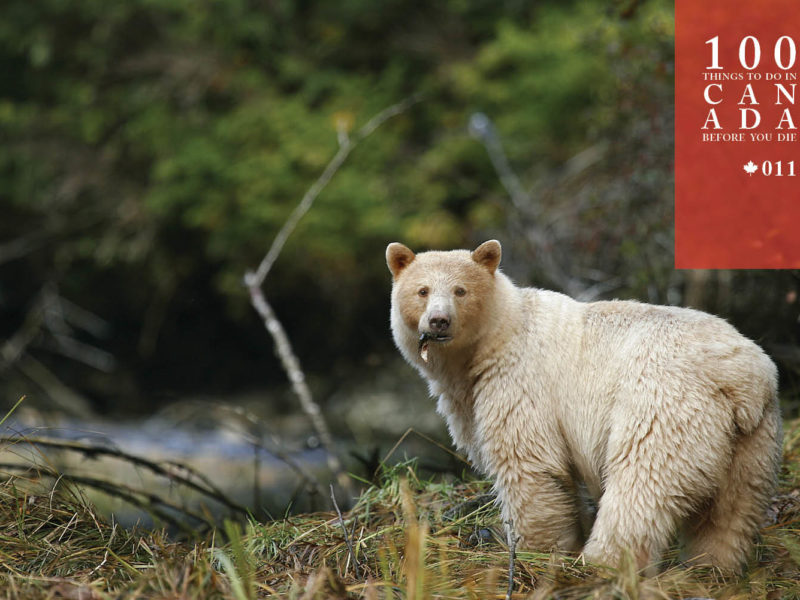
719,344 -> 778,436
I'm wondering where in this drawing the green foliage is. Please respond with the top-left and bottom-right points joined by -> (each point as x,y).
2,0 -> 737,405
1,0 -> 673,278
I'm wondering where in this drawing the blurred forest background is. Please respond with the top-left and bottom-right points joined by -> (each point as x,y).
1,0 -> 799,438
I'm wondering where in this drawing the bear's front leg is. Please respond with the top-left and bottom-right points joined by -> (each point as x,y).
498,471 -> 583,553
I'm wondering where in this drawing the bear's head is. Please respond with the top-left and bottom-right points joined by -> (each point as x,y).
386,240 -> 502,366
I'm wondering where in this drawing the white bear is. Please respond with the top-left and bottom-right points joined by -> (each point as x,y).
386,239 -> 782,573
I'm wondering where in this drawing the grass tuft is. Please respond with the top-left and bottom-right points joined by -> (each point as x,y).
1,420 -> 800,598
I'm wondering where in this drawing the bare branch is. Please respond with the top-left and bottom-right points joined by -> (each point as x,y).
246,93 -> 421,288
244,94 -> 421,497
46,334 -> 115,372
469,112 -> 627,302
469,113 -> 533,216
2,286 -> 116,400
57,296 -> 111,339
245,284 -> 347,490
15,355 -> 94,417
0,300 -> 44,374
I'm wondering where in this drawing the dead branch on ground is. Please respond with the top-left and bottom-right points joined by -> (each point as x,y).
0,435 -> 249,517
0,462 -> 208,535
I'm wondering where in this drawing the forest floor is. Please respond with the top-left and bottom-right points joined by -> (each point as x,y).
1,418 -> 799,599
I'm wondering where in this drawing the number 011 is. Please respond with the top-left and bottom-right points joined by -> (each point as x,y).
761,160 -> 796,176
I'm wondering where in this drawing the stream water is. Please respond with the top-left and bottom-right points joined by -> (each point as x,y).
1,397 -> 456,533
1,414 -> 337,531
1,366 -> 457,532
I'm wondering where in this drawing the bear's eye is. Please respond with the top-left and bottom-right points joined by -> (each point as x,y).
418,287 -> 429,297
455,287 -> 466,297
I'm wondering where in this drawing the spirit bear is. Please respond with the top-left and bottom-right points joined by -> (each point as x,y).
386,239 -> 781,572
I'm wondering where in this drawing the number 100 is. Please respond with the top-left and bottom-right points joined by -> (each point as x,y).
706,36 -> 797,70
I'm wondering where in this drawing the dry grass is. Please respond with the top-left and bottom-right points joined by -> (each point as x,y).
2,418 -> 800,599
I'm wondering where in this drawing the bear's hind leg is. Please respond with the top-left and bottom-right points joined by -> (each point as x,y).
582,407 -> 720,571
582,482 -> 676,571
683,406 -> 781,573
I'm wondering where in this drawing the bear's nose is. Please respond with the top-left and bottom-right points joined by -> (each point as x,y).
428,311 -> 450,333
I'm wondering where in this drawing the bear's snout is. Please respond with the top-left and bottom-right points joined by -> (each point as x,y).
428,311 -> 451,333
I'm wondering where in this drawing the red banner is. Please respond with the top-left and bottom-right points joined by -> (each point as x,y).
676,0 -> 800,268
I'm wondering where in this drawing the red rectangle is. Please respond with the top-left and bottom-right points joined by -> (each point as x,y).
676,0 -> 800,268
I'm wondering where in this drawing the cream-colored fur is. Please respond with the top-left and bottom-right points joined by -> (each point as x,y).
386,240 -> 782,573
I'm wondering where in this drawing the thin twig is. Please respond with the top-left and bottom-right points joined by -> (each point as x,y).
378,427 -> 470,479
469,111 -> 615,300
468,113 -> 533,216
2,285 -> 115,414
253,432 -> 329,501
163,459 -> 239,508
505,519 -> 519,600
469,112 -> 570,291
0,297 -> 45,373
0,435 -> 249,516
244,94 -> 421,496
253,443 -> 260,516
330,483 -> 361,579
15,355 -> 93,417
41,283 -> 115,371
213,404 -> 329,501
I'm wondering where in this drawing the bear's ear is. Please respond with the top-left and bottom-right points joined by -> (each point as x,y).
472,240 -> 502,274
386,243 -> 416,278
